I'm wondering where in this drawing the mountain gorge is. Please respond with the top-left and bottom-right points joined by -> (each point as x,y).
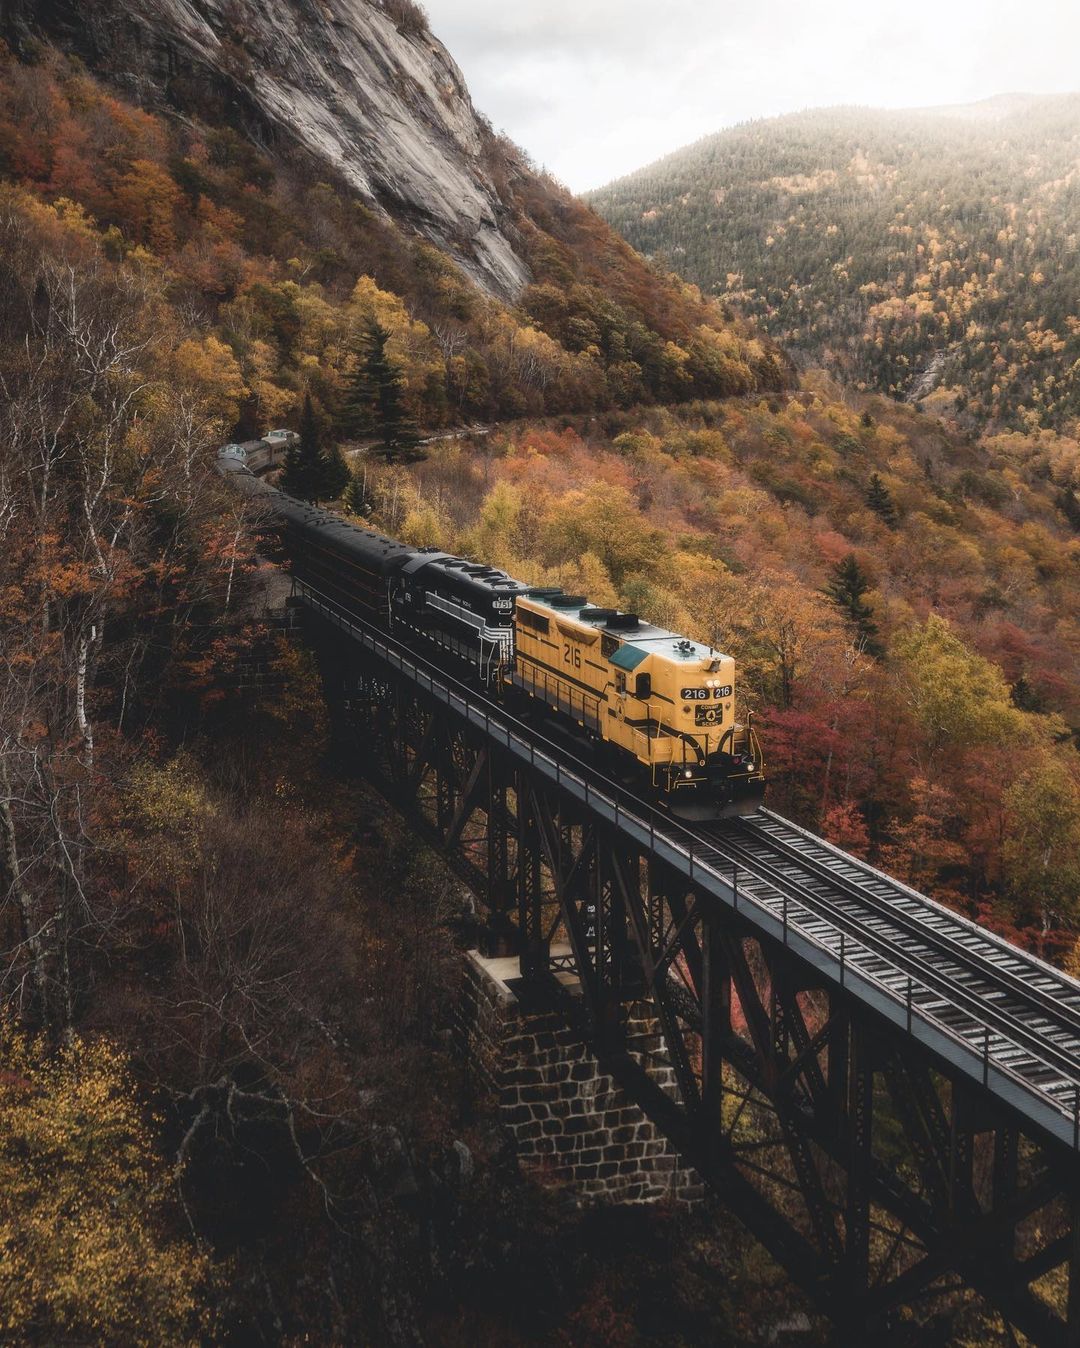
3,4 -> 1080,1343
590,97 -> 1080,432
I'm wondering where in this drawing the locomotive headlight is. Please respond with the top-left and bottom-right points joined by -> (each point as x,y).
684,769 -> 693,779
746,761 -> 756,772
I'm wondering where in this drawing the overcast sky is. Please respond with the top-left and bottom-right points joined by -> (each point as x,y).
421,0 -> 1080,192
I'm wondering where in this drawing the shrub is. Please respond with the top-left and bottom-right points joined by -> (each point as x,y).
380,0 -> 429,37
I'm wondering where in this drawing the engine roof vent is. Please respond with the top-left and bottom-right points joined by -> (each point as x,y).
548,593 -> 587,608
580,607 -> 617,623
604,613 -> 640,631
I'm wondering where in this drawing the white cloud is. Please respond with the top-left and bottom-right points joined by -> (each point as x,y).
422,0 -> 1080,190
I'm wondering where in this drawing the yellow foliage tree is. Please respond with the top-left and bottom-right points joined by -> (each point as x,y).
540,482 -> 668,587
0,1025 -> 210,1346
170,335 -> 246,428
557,551 -> 619,608
892,614 -> 1027,758
399,500 -> 449,550
1003,752 -> 1080,936
245,338 -> 295,427
458,481 -> 524,571
112,158 -> 183,254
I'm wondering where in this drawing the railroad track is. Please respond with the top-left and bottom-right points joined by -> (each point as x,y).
678,808 -> 1080,1121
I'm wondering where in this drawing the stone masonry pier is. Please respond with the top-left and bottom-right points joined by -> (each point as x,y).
459,949 -> 702,1206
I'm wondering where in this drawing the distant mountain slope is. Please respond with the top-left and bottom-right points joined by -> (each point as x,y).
590,96 -> 1080,431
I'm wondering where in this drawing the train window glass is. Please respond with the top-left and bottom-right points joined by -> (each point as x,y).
601,633 -> 619,660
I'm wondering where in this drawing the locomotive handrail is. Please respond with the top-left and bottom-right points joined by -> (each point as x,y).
296,579 -> 1080,1151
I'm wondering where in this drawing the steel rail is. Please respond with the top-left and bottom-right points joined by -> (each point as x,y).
678,818 -> 1080,1097
750,810 -> 1080,1037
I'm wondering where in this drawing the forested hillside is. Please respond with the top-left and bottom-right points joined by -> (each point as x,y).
0,44 -> 786,435
590,97 -> 1080,432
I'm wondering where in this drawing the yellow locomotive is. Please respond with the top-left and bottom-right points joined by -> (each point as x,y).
511,589 -> 764,818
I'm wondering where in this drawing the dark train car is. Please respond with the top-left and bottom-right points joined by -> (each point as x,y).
392,552 -> 531,681
219,458 -> 529,680
272,490 -> 416,626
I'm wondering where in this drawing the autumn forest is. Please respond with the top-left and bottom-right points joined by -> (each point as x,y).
592,97 -> 1080,433
1,12 -> 1080,1348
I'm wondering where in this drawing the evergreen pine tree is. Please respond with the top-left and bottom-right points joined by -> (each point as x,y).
280,393 -> 323,501
866,473 -> 899,528
279,394 -> 351,503
340,320 -> 421,463
1056,485 -> 1080,532
321,443 -> 351,501
824,553 -> 883,657
344,467 -> 373,517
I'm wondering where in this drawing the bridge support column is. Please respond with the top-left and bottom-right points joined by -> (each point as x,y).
458,948 -> 703,1206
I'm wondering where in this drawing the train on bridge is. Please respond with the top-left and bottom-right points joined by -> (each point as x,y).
221,455 -> 765,818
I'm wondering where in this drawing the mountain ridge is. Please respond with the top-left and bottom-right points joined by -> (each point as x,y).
589,93 -> 1080,432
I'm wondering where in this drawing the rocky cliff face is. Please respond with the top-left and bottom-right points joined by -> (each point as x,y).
4,0 -> 530,298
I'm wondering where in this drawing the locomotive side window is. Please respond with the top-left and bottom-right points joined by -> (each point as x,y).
518,608 -> 550,634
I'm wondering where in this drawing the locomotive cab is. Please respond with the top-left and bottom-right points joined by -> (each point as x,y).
513,592 -> 765,819
392,550 -> 529,682
608,633 -> 765,818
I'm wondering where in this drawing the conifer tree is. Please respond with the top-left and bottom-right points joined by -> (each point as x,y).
1056,485 -> 1080,532
280,393 -> 323,501
340,319 -> 421,463
279,394 -> 350,503
321,442 -> 351,501
824,553 -> 882,656
866,473 -> 899,528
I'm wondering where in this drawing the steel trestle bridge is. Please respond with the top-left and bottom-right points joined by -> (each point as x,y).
292,578 -> 1080,1345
